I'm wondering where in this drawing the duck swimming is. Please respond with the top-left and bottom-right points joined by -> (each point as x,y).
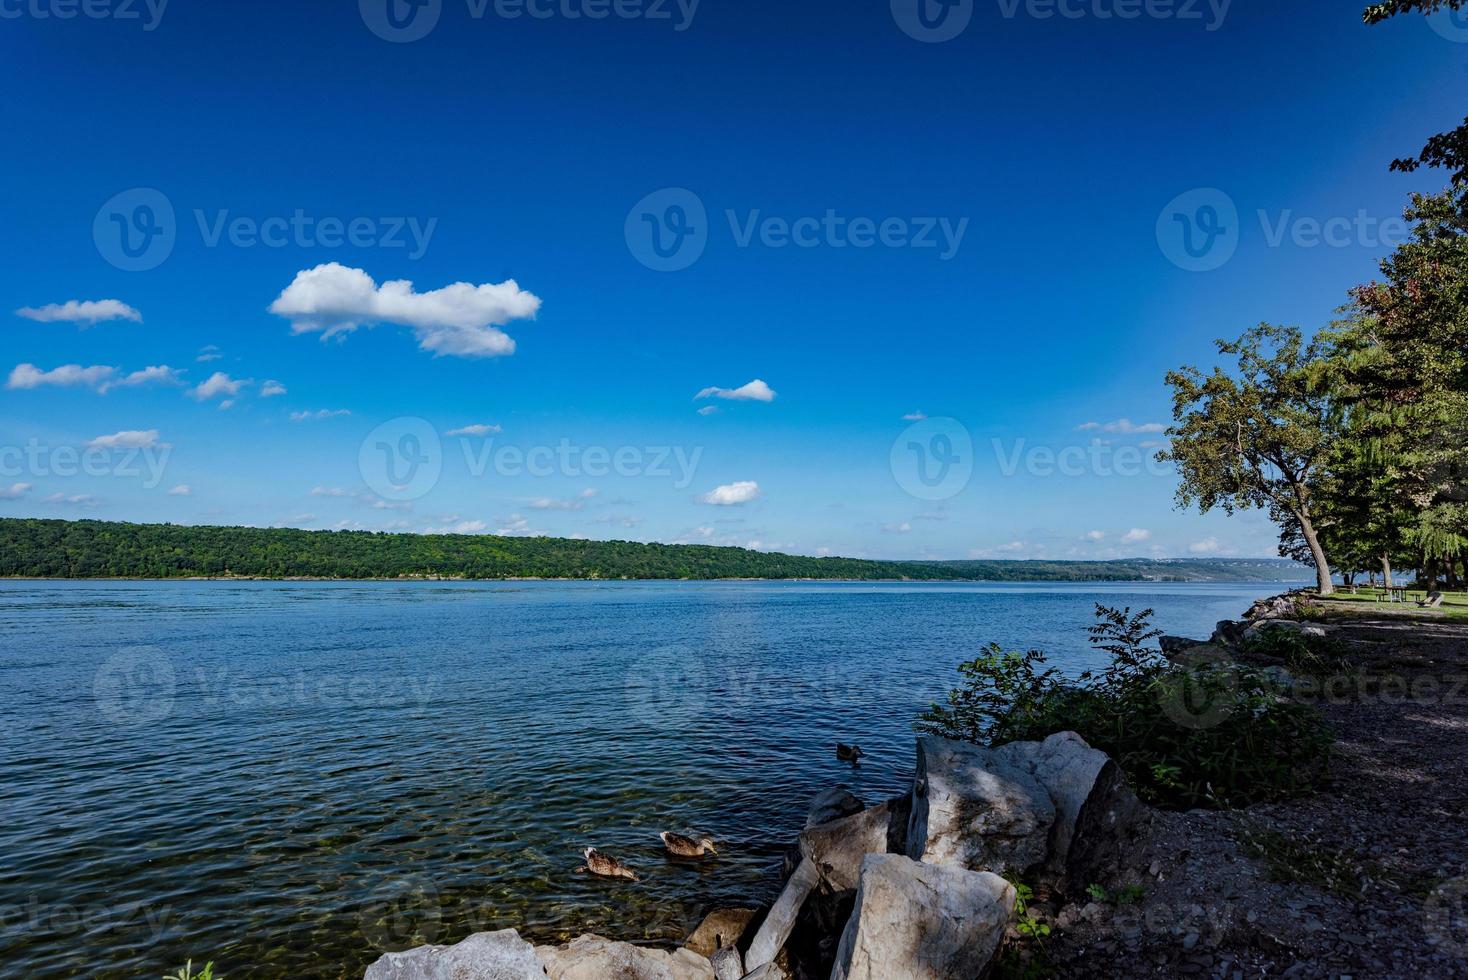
836,743 -> 865,764
576,847 -> 638,881
659,831 -> 718,857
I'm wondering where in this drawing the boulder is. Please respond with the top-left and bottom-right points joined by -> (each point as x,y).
830,854 -> 1015,980
537,935 -> 713,980
708,945 -> 741,980
1164,642 -> 1232,667
905,736 -> 1057,877
363,929 -> 546,980
1212,619 -> 1249,646
1159,634 -> 1209,656
905,733 -> 1141,891
740,965 -> 787,980
682,907 -> 757,959
1242,619 -> 1326,642
799,803 -> 892,891
743,859 -> 819,971
806,787 -> 865,828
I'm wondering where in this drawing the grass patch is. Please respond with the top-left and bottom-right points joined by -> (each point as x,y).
1233,818 -> 1438,899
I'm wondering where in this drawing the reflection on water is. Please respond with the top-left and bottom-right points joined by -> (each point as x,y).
0,580 -> 1285,978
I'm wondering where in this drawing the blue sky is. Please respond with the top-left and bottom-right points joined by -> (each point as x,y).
1,0 -> 1462,560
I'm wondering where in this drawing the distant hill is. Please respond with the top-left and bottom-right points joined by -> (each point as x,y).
0,518 -> 1309,582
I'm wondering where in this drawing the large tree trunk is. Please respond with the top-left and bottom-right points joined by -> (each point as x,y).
1381,552 -> 1394,589
1294,510 -> 1334,595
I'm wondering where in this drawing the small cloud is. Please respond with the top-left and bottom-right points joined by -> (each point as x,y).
102,365 -> 183,393
0,483 -> 32,500
1076,418 -> 1166,434
196,346 -> 223,363
190,372 -> 248,401
87,429 -> 165,450
260,380 -> 287,397
901,411 -> 927,421
696,405 -> 719,416
7,363 -> 116,391
290,409 -> 351,422
287,513 -> 318,524
445,423 -> 502,437
310,486 -> 353,497
1121,528 -> 1151,544
883,521 -> 913,533
695,379 -> 776,402
44,492 -> 97,507
268,262 -> 541,359
1188,536 -> 1222,555
167,484 -> 192,496
1084,530 -> 1106,542
697,480 -> 761,506
16,299 -> 141,326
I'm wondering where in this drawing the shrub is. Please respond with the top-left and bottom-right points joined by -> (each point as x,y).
1240,627 -> 1355,679
919,605 -> 1334,809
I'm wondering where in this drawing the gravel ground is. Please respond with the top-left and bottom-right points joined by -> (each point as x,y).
1030,618 -> 1468,980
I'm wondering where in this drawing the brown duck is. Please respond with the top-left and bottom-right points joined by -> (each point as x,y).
576,847 -> 638,881
659,831 -> 718,857
836,743 -> 865,764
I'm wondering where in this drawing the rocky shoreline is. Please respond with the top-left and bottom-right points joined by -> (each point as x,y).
361,594 -> 1468,979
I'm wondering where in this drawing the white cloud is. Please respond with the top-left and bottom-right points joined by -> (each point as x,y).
190,372 -> 248,401
1076,418 -> 1167,434
87,429 -> 164,449
1084,530 -> 1106,542
196,346 -> 223,363
445,423 -> 502,437
45,492 -> 97,506
102,365 -> 182,392
0,483 -> 32,500
15,299 -> 141,326
994,540 -> 1026,553
1121,528 -> 1151,544
269,262 -> 541,359
528,488 -> 597,511
696,405 -> 719,416
7,363 -> 116,391
698,480 -> 761,506
883,521 -> 913,533
260,380 -> 287,397
167,484 -> 192,496
1189,536 -> 1222,555
290,409 -> 351,422
310,486 -> 353,497
902,411 -> 927,421
695,379 -> 776,402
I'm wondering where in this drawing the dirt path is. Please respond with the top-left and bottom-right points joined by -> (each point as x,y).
1037,619 -> 1468,979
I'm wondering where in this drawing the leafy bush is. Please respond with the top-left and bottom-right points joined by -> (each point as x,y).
1241,627 -> 1355,679
919,605 -> 1334,809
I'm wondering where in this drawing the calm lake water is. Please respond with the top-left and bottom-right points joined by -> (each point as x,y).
0,580 -> 1291,978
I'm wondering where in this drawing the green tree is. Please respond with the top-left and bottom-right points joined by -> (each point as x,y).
1160,324 -> 1342,594
1362,1 -> 1468,184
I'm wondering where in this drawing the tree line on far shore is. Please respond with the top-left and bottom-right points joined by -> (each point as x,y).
1160,0 -> 1468,595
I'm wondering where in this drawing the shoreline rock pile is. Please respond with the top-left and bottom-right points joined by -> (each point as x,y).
362,731 -> 1143,980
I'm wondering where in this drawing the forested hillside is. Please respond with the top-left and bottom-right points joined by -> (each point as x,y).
0,519 -> 1307,582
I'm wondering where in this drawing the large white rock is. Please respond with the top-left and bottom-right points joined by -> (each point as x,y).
830,854 -> 1015,980
905,736 -> 1056,875
798,802 -> 892,891
363,928 -> 547,980
537,935 -> 713,980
